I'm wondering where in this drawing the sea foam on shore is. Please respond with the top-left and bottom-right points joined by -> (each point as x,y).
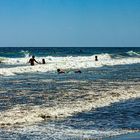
0,85 -> 139,127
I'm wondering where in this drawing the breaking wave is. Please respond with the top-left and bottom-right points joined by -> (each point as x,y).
20,50 -> 30,58
0,53 -> 140,76
126,50 -> 140,57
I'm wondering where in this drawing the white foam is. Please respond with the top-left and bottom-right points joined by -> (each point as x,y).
0,54 -> 140,76
0,86 -> 139,127
20,50 -> 30,58
8,124 -> 138,140
127,51 -> 140,56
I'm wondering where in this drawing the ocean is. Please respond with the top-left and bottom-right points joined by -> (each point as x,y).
0,47 -> 140,139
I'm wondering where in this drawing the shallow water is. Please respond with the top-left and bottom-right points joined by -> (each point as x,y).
0,62 -> 140,139
0,47 -> 140,139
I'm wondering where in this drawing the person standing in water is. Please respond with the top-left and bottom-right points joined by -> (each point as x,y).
29,55 -> 39,66
42,59 -> 46,64
95,55 -> 98,61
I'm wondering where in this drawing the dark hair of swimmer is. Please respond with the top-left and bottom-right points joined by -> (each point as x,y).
57,69 -> 65,74
42,59 -> 45,64
95,56 -> 98,61
75,70 -> 82,73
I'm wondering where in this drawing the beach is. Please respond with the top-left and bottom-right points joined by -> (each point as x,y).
0,47 -> 140,139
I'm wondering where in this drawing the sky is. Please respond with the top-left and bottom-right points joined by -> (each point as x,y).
0,0 -> 140,47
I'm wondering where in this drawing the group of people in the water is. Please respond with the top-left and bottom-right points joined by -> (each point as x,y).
29,55 -> 98,74
29,55 -> 46,66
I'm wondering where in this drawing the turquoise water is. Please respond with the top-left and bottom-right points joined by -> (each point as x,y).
0,47 -> 140,58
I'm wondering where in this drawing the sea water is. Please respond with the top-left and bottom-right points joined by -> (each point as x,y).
0,47 -> 140,139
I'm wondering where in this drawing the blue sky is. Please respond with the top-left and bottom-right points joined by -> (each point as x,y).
0,0 -> 140,47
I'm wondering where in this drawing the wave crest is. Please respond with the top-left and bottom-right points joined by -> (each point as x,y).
127,51 -> 140,57
0,53 -> 140,76
20,50 -> 30,58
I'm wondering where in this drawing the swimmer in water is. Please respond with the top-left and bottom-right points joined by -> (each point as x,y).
29,55 -> 39,66
42,59 -> 46,64
95,55 -> 98,61
57,69 -> 82,74
57,69 -> 65,74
